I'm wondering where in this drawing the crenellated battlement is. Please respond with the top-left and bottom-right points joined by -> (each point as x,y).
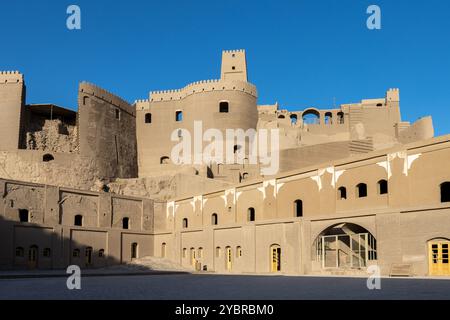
0,71 -> 24,83
148,79 -> 257,103
79,81 -> 134,115
222,49 -> 245,54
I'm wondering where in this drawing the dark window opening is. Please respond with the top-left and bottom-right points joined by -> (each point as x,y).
83,96 -> 89,105
131,243 -> 138,259
43,154 -> 54,162
99,249 -> 105,258
43,248 -> 51,258
376,103 -> 383,107
122,217 -> 130,230
357,183 -> 368,198
74,214 -> 83,226
160,156 -> 170,164
278,114 -> 285,119
211,213 -> 218,225
19,209 -> 29,222
73,249 -> 80,258
219,101 -> 229,113
175,111 -> 183,122
441,182 -> 450,203
337,112 -> 344,124
338,187 -> 347,200
183,218 -> 188,229
115,109 -> 120,120
294,199 -> 303,217
248,207 -> 255,222
145,113 -> 152,123
232,66 -> 236,70
15,247 -> 24,257
378,180 -> 388,195
233,145 -> 241,154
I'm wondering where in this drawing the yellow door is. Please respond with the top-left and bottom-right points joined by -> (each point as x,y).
226,247 -> 232,271
191,248 -> 196,267
271,245 -> 281,272
429,242 -> 450,276
28,246 -> 38,269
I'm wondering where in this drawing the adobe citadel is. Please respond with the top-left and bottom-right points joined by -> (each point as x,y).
1,50 -> 449,277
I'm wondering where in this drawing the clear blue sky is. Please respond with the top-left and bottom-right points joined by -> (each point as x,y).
1,0 -> 449,135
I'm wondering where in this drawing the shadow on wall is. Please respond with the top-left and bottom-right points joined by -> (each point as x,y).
0,214 -> 145,271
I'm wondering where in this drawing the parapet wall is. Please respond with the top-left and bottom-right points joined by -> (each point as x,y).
79,82 -> 135,116
146,79 -> 257,104
0,71 -> 24,83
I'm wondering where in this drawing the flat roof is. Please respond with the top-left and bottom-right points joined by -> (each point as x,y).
27,104 -> 77,119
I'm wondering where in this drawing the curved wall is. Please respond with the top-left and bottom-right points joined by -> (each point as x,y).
136,79 -> 258,176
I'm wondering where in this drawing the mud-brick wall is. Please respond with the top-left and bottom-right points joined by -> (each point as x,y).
78,82 -> 138,180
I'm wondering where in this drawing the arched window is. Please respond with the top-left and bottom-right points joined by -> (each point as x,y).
43,154 -> 54,162
98,249 -> 105,258
216,247 -> 221,258
160,156 -> 170,164
198,247 -> 203,259
219,101 -> 229,113
325,112 -> 333,125
182,248 -> 187,258
241,172 -> 249,181
294,199 -> 303,217
15,247 -> 24,257
356,183 -> 368,198
19,209 -> 29,222
290,114 -> 298,125
175,110 -> 183,122
211,213 -> 218,225
72,249 -> 80,258
378,180 -> 388,195
278,114 -> 285,119
441,182 -> 450,203
131,242 -> 138,259
182,218 -> 188,229
236,246 -> 242,258
161,243 -> 166,258
337,112 -> 344,124
74,214 -> 83,226
248,207 -> 255,222
43,248 -> 51,258
145,113 -> 152,123
302,109 -> 320,125
338,187 -> 347,200
122,217 -> 130,230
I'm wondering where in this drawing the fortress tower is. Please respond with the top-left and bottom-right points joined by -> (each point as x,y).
0,71 -> 26,151
220,49 -> 248,82
136,50 -> 258,177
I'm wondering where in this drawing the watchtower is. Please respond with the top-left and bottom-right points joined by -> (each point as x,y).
0,71 -> 26,151
221,49 -> 248,82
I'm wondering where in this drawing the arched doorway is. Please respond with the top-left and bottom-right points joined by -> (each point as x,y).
313,223 -> 377,269
85,247 -> 93,267
270,244 -> 281,272
428,239 -> 450,276
28,245 -> 38,269
225,247 -> 232,271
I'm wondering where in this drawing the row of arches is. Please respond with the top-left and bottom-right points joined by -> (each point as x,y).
278,110 -> 345,125
338,180 -> 388,200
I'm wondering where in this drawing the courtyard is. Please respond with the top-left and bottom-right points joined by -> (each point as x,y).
0,273 -> 450,300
